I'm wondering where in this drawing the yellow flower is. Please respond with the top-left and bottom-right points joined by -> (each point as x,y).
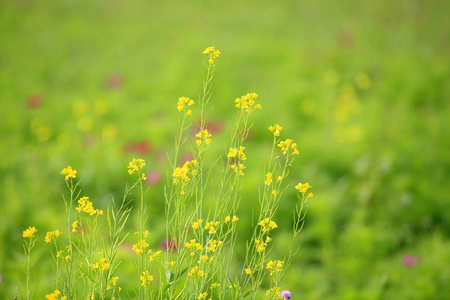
224,216 -> 231,224
61,166 -> 77,181
173,160 -> 198,185
45,289 -> 65,300
177,96 -> 195,113
76,196 -> 103,216
268,124 -> 283,136
245,268 -> 252,275
210,282 -> 220,289
234,93 -> 261,113
44,230 -> 62,244
265,172 -> 273,185
197,292 -> 208,299
277,139 -> 299,155
140,271 -> 153,286
72,221 -> 79,233
23,226 -> 37,238
132,239 -> 149,255
203,46 -> 220,64
128,158 -> 145,175
232,215 -> 239,222
195,129 -> 212,146
295,182 -> 312,193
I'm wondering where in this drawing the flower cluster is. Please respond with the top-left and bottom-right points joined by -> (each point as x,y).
228,146 -> 247,176
106,276 -> 119,290
177,96 -> 195,115
266,260 -> 284,276
206,239 -> 223,252
92,258 -> 110,272
234,93 -> 261,113
277,139 -> 299,155
295,182 -> 312,193
140,271 -> 153,286
44,229 -> 62,243
148,249 -> 162,261
204,220 -> 219,234
191,219 -> 203,229
268,124 -> 283,136
188,265 -> 206,277
197,292 -> 208,299
127,158 -> 145,175
265,287 -> 282,299
185,239 -> 204,255
258,218 -> 278,233
195,129 -> 212,146
76,196 -> 103,216
61,166 -> 77,181
227,146 -> 247,160
45,289 -> 67,300
255,237 -> 272,253
132,239 -> 149,255
224,215 -> 239,224
23,226 -> 38,238
172,159 -> 198,185
203,46 -> 221,64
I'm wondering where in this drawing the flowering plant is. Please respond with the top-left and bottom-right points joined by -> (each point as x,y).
21,47 -> 312,300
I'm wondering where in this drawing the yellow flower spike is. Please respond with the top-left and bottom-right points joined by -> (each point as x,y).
265,172 -> 273,185
268,124 -> 283,136
61,166 -> 77,181
295,182 -> 312,193
23,226 -> 37,238
127,158 -> 145,175
203,46 -> 220,64
227,147 -> 238,158
235,93 -> 261,113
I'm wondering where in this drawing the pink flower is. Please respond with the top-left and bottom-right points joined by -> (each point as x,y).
403,254 -> 419,267
280,290 -> 291,299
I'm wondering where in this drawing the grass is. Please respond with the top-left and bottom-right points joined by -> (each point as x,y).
1,0 -> 449,299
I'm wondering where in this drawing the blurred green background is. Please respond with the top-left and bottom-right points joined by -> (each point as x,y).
1,0 -> 449,299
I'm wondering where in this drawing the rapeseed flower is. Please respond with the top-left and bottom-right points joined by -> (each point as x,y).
197,292 -> 208,299
76,196 -> 103,215
23,227 -> 38,239
265,172 -> 273,185
266,260 -> 284,275
195,129 -> 212,146
61,166 -> 77,181
268,124 -> 283,136
277,139 -> 299,155
44,229 -> 62,243
23,227 -> 38,238
45,289 -> 67,300
127,158 -> 145,175
177,96 -> 195,114
203,46 -> 220,64
140,271 -> 153,286
295,182 -> 312,193
173,159 -> 198,185
235,93 -> 261,113
265,287 -> 281,299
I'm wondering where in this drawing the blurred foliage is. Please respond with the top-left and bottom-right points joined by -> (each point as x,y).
0,0 -> 449,299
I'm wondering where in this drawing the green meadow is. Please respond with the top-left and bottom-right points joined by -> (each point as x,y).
0,0 -> 449,299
